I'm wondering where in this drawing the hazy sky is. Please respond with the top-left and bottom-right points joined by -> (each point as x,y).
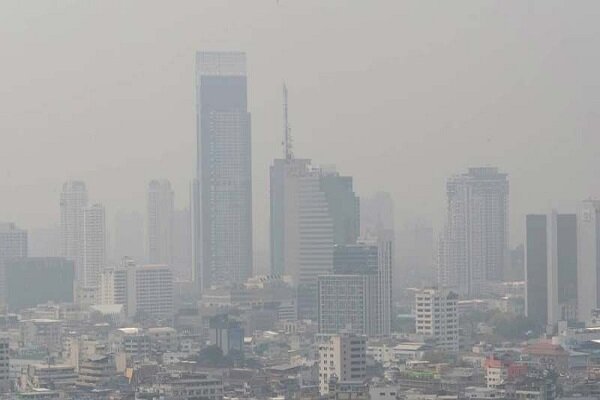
2,1 -> 600,255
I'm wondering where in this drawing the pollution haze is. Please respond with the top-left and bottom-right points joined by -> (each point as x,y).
2,0 -> 600,255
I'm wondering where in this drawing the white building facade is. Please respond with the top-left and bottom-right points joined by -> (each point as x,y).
415,288 -> 459,353
317,333 -> 367,396
438,167 -> 509,298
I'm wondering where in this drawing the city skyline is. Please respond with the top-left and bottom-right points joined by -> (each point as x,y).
1,2 -> 600,398
3,2 -> 600,253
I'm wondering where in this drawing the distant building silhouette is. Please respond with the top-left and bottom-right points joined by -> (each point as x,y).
146,179 -> 174,266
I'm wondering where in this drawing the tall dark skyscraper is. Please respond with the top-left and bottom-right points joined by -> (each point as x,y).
525,212 -> 577,329
525,214 -> 549,329
194,51 -> 252,290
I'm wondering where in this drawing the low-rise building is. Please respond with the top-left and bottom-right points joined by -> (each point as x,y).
77,354 -> 116,388
136,371 -> 223,400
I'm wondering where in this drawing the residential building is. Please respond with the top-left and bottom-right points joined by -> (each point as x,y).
82,204 -> 106,289
317,333 -> 367,396
194,51 -> 253,290
577,200 -> 600,324
525,213 -> 578,329
438,167 -> 509,297
147,179 -> 174,266
60,180 -> 88,283
5,257 -> 74,311
415,288 -> 459,353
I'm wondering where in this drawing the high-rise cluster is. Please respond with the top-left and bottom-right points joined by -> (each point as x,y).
269,98 -> 392,329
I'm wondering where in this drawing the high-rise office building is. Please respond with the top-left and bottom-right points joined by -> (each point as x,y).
415,288 -> 459,353
147,179 -> 174,266
317,333 -> 367,396
438,167 -> 509,297
0,222 -> 28,305
270,159 -> 333,319
525,213 -> 577,329
318,237 -> 393,337
60,180 -> 88,282
271,160 -> 361,320
577,200 -> 600,324
194,51 -> 253,290
83,204 -> 106,289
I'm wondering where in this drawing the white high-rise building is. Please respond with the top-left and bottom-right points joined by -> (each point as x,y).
375,233 -> 393,336
438,167 -> 509,297
577,200 -> 600,324
60,181 -> 88,282
317,333 -> 367,396
147,180 -> 174,266
415,288 -> 459,353
83,204 -> 106,289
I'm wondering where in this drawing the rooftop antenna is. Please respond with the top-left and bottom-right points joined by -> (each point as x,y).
283,83 -> 293,160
